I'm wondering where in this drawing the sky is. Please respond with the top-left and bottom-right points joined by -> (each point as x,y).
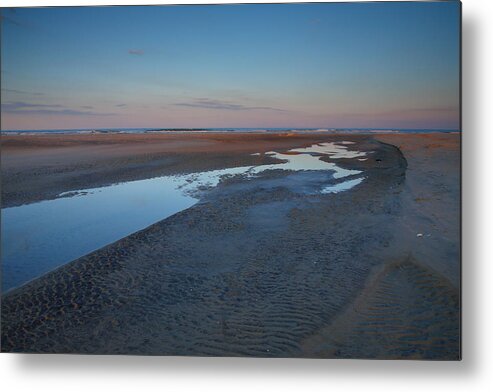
1,2 -> 460,131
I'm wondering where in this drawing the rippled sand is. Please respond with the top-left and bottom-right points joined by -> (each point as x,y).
0,133 -> 460,359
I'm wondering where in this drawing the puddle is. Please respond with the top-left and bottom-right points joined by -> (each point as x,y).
1,176 -> 197,292
322,177 -> 365,194
250,151 -> 361,179
1,141 -> 370,292
289,142 -> 367,159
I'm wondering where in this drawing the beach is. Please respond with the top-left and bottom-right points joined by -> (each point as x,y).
2,132 -> 375,207
0,132 -> 460,359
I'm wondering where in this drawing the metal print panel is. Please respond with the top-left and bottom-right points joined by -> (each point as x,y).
0,1 -> 461,359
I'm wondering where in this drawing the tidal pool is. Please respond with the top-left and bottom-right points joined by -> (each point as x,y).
1,142 -> 368,292
322,177 -> 365,194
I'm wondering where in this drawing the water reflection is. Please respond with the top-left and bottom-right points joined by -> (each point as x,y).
1,142 -> 369,291
322,177 -> 365,194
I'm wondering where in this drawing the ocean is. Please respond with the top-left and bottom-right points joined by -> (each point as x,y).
0,127 -> 459,135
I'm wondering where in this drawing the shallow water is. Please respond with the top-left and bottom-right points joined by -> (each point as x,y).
1,142 -> 368,292
255,151 -> 361,178
1,176 -> 197,292
322,177 -> 365,194
290,142 -> 367,159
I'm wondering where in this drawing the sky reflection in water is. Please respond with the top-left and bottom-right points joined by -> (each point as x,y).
1,142 -> 367,292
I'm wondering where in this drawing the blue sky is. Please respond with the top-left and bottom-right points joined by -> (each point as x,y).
1,2 -> 460,130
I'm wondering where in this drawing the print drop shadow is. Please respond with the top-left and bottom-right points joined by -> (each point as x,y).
10,10 -> 477,379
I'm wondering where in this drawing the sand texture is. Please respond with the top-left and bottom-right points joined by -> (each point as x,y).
0,132 -> 460,359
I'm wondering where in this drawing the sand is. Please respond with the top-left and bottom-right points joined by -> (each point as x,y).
0,132 -> 460,359
2,132 -> 375,207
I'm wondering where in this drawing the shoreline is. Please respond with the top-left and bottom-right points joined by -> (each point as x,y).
2,132 -> 376,208
1,129 -> 460,135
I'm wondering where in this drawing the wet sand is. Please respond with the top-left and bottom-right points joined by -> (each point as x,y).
0,132 -> 460,359
2,132 -> 370,207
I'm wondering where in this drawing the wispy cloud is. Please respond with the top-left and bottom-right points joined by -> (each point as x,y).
128,49 -> 144,55
397,106 -> 459,114
2,101 -> 64,110
173,98 -> 287,112
6,109 -> 115,116
115,103 -> 127,108
336,106 -> 459,118
2,101 -> 115,116
0,9 -> 38,30
0,14 -> 21,27
80,105 -> 94,109
1,88 -> 44,96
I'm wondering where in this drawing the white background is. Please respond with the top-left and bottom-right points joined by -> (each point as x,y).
1,0 -> 491,391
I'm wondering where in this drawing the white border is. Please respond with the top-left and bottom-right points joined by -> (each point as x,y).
2,0 -> 493,391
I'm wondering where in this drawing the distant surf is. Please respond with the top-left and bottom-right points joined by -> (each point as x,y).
1,127 -> 460,135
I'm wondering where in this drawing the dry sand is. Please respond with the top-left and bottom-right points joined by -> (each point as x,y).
0,132 -> 460,359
